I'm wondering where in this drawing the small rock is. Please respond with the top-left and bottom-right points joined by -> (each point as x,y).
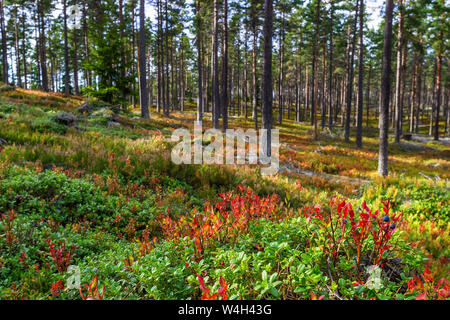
77,102 -> 94,114
52,112 -> 77,126
90,108 -> 114,120
107,121 -> 121,128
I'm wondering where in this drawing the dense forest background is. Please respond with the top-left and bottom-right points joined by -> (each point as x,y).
0,0 -> 448,158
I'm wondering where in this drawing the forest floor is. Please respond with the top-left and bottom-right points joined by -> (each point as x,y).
0,86 -> 448,300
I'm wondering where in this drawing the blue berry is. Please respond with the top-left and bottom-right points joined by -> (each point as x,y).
390,223 -> 396,230
382,215 -> 390,223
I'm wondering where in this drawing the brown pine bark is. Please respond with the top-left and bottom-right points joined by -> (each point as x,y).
261,0 -> 273,157
378,0 -> 394,177
356,0 -> 364,148
138,0 -> 149,118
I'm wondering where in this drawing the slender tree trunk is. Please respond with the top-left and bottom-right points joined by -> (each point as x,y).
82,0 -> 91,87
118,0 -> 126,102
378,0 -> 394,177
211,0 -> 220,128
344,1 -> 358,142
311,0 -> 321,139
366,62 -> 372,127
356,0 -> 364,148
204,44 -> 209,113
414,35 -> 423,133
21,13 -> 27,89
394,0 -> 405,143
14,6 -> 21,87
434,5 -> 444,140
328,3 -> 333,130
434,53 -> 442,141
164,0 -> 170,115
252,22 -> 258,130
278,18 -> 284,125
171,42 -> 175,111
39,8 -> 48,91
157,0 -> 162,113
148,48 -> 153,107
0,0 -> 8,84
409,54 -> 418,132
429,62 -> 437,135
304,65 -> 309,122
73,29 -> 79,96
321,40 -> 327,129
138,0 -> 149,118
35,9 -> 41,87
244,30 -> 249,119
180,40 -> 185,111
261,0 -> 273,157
63,0 -> 70,95
221,0 -> 229,131
237,37 -> 241,117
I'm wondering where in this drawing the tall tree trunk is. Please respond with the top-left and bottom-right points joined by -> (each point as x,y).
221,0 -> 229,131
366,62 -> 372,127
434,53 -> 442,141
164,0 -> 170,115
252,21 -> 258,130
204,42 -> 209,113
429,61 -> 437,135
356,0 -> 364,148
14,6 -> 21,87
180,39 -> 185,111
195,1 -> 202,122
328,2 -> 334,130
82,0 -> 91,87
148,48 -> 153,107
394,0 -> 405,143
131,2 -> 137,108
35,9 -> 41,87
237,37 -> 241,117
0,0 -> 7,84
261,0 -> 273,157
63,0 -> 70,95
157,0 -> 162,113
39,7 -> 48,91
171,42 -> 175,111
118,0 -> 126,102
73,29 -> 79,96
378,0 -> 394,177
212,0 -> 220,128
244,30 -> 249,119
138,0 -> 149,118
278,17 -> 284,125
311,0 -> 321,140
21,13 -> 27,89
311,0 -> 320,134
321,40 -> 327,129
409,54 -> 418,132
414,36 -> 423,133
344,1 -> 358,142
434,5 -> 444,141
